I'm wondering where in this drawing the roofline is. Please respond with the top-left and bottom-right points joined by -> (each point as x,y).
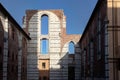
0,3 -> 31,40
79,0 -> 105,43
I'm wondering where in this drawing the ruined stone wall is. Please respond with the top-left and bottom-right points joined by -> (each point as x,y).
24,10 -> 81,80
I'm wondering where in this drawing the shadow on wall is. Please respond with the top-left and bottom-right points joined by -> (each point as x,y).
0,18 -> 20,80
0,18 -> 4,80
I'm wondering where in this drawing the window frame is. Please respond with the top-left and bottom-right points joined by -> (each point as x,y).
41,39 -> 49,54
68,41 -> 75,54
42,62 -> 46,69
41,14 -> 49,35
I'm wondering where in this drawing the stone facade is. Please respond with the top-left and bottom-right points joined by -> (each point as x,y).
79,0 -> 120,80
0,3 -> 30,80
79,0 -> 108,80
107,0 -> 120,80
0,13 -> 4,80
23,10 -> 81,80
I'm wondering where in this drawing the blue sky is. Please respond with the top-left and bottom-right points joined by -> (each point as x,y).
0,0 -> 97,34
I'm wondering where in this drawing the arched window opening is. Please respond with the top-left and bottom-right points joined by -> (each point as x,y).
41,39 -> 48,54
41,15 -> 48,35
69,41 -> 75,54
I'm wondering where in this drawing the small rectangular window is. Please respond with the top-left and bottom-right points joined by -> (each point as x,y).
118,59 -> 120,70
12,27 -> 15,40
12,53 -> 14,61
42,62 -> 46,69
